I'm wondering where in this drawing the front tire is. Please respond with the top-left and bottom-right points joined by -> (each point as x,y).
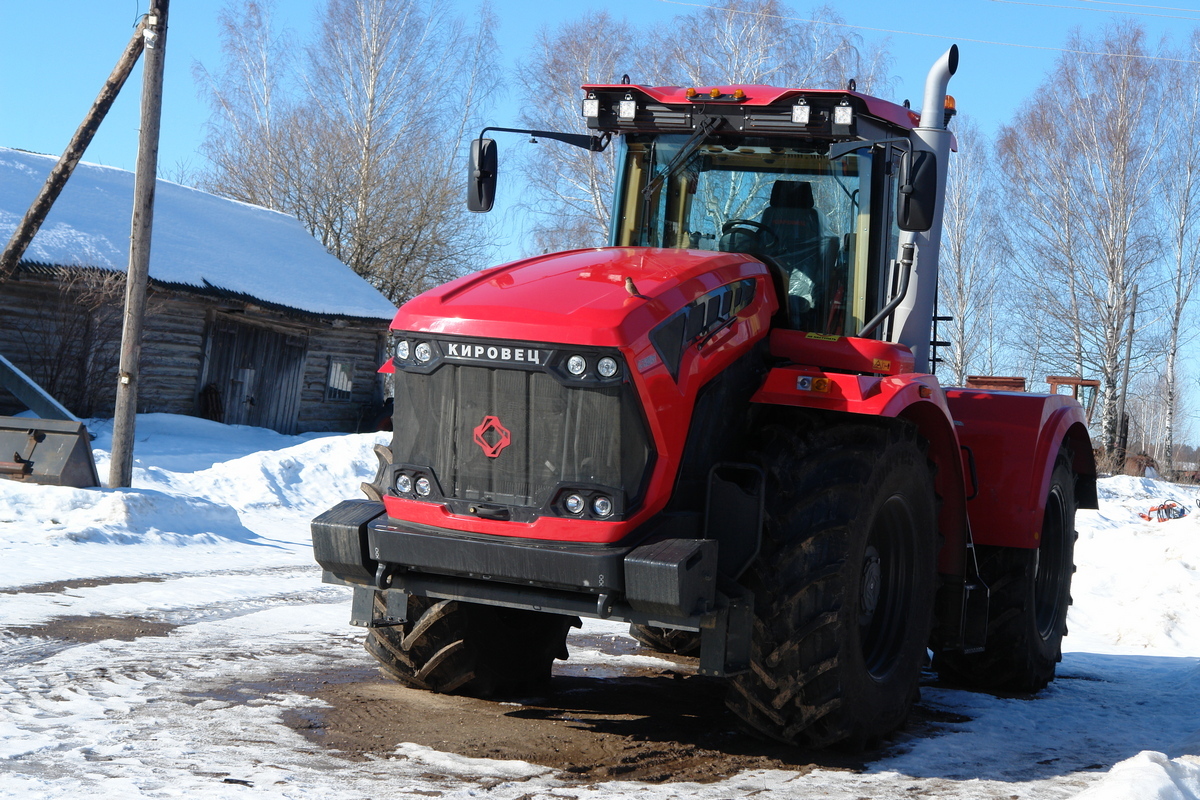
365,593 -> 578,697
727,419 -> 938,749
934,449 -> 1077,692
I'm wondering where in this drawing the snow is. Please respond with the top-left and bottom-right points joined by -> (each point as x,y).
0,147 -> 396,320
2,413 -> 1200,798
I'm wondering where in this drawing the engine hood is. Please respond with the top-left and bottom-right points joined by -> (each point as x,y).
393,246 -> 770,347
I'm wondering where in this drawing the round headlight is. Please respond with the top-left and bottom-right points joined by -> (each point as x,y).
414,342 -> 433,363
564,493 -> 585,514
415,477 -> 432,496
597,357 -> 618,378
592,495 -> 613,517
396,340 -> 410,360
396,473 -> 413,494
567,355 -> 587,376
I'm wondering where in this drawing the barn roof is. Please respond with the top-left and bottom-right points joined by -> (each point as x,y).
0,147 -> 397,321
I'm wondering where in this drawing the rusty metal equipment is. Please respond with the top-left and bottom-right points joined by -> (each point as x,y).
965,375 -> 1027,391
1047,376 -> 1100,424
0,417 -> 100,488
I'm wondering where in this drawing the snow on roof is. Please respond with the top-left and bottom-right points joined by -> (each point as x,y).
0,147 -> 397,320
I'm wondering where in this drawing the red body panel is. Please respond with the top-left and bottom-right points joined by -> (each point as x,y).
384,246 -> 778,543
946,389 -> 1094,549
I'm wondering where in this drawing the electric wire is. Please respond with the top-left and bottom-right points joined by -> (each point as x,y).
658,0 -> 1200,64
989,0 -> 1200,22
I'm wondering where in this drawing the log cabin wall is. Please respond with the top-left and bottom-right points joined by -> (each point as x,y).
0,266 -> 389,433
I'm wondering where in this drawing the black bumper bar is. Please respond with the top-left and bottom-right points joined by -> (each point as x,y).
310,499 -> 751,676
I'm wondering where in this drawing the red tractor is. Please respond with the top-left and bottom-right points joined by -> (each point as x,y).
313,45 -> 1097,749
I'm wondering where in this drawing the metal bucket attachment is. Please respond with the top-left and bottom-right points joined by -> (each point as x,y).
0,417 -> 100,488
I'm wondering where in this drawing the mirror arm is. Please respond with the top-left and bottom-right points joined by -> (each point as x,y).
828,136 -> 909,161
479,126 -> 610,153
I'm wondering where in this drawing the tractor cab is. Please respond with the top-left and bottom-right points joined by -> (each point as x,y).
580,83 -> 948,350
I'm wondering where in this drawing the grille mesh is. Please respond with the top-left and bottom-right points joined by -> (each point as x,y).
393,363 -> 650,511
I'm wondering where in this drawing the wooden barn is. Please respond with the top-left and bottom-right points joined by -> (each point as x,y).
0,147 -> 397,434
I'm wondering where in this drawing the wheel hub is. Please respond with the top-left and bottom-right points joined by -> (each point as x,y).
860,546 -> 882,621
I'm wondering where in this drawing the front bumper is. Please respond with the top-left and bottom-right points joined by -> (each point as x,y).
311,499 -> 751,676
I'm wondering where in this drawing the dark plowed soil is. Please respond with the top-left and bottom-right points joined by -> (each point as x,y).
283,665 -> 850,784
7,614 -> 178,643
0,575 -> 167,595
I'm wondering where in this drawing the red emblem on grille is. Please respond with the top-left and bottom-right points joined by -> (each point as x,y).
473,415 -> 511,458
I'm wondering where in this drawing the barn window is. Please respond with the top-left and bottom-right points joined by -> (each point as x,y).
326,358 -> 354,402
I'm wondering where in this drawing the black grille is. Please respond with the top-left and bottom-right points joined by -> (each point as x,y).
392,359 -> 652,517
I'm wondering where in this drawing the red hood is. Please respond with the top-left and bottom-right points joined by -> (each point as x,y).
393,247 -> 770,347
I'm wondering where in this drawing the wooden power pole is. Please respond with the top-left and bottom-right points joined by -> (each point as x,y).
1115,285 -> 1138,468
0,19 -> 147,284
109,0 -> 169,489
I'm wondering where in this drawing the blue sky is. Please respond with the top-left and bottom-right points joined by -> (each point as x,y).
3,0 -> 1197,175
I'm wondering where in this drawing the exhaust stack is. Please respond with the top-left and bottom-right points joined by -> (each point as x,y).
890,45 -> 959,373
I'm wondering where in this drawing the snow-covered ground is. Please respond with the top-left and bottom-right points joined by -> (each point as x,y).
2,413 -> 1200,798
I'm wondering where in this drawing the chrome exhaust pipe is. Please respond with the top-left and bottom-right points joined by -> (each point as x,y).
919,45 -> 959,130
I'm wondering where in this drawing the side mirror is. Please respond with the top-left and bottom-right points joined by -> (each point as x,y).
467,138 -> 497,213
896,149 -> 937,232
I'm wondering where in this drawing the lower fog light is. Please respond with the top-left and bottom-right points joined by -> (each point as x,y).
592,495 -> 613,517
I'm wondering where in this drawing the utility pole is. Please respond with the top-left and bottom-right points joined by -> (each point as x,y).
1114,285 -> 1138,471
0,20 -> 147,284
109,1 -> 169,489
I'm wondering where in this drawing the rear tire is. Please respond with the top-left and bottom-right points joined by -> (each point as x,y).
365,593 -> 579,696
934,450 -> 1077,692
726,419 -> 938,749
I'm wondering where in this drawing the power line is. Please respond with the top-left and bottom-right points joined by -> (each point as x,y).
657,0 -> 1200,64
1077,0 -> 1200,12
990,0 -> 1200,22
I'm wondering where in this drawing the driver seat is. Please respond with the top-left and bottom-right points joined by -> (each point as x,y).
761,180 -> 821,261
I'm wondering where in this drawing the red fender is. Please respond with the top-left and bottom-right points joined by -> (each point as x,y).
945,388 -> 1097,549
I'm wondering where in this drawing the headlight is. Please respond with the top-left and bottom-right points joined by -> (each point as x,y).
415,477 -> 432,496
567,355 -> 587,376
564,493 -> 585,514
414,342 -> 432,363
396,473 -> 413,493
592,496 -> 613,517
597,357 -> 618,378
396,340 -> 410,360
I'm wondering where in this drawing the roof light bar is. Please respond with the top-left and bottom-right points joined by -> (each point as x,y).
791,100 -> 810,125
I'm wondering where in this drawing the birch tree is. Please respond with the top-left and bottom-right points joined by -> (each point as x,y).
1155,30 -> 1200,473
998,21 -> 1164,454
196,0 -> 499,303
514,1 -> 892,252
937,116 -> 999,386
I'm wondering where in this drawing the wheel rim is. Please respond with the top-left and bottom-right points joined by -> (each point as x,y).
859,493 -> 918,680
1035,485 -> 1068,640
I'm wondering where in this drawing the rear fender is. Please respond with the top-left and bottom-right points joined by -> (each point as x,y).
946,389 -> 1097,550
752,368 -> 970,578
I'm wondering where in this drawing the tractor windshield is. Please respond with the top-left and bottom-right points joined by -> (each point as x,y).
612,134 -> 877,335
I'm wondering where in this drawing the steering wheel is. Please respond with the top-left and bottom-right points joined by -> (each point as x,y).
721,218 -> 781,252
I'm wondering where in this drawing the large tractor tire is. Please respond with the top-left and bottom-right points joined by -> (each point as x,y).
934,449 -> 1077,692
364,592 -> 579,697
727,419 -> 938,749
628,624 -> 701,656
